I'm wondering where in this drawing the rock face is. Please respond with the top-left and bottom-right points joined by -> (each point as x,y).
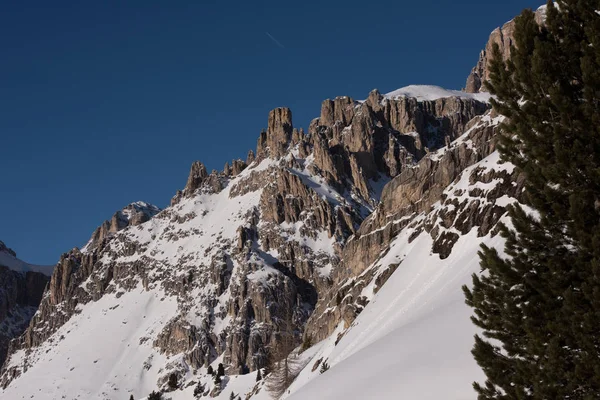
304,110 -> 528,344
0,242 -> 49,369
257,107 -> 294,159
465,5 -> 547,93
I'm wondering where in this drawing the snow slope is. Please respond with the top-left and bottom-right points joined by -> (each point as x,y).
285,230 -> 499,400
282,149 -> 516,400
2,286 -> 178,400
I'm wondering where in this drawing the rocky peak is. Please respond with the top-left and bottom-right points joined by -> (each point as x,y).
319,96 -> 357,128
257,107 -> 293,159
222,159 -> 247,177
465,4 -> 547,93
306,86 -> 490,205
185,161 -> 209,194
0,242 -> 16,259
85,202 -> 161,251
246,150 -> 255,165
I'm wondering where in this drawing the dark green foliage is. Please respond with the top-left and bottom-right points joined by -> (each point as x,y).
256,368 -> 262,382
217,363 -> 225,377
207,365 -> 214,376
147,391 -> 162,400
230,392 -> 236,400
319,361 -> 329,374
193,380 -> 205,398
168,373 -> 178,390
129,395 -> 134,400
463,1 -> 600,398
214,374 -> 222,385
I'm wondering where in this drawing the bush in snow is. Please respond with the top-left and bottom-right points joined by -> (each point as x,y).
193,380 -> 205,398
320,362 -> 330,374
167,373 -> 178,390
147,391 -> 162,400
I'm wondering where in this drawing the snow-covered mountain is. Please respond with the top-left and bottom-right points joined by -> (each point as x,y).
0,7 -> 538,400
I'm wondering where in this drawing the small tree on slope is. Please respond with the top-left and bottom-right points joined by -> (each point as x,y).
463,1 -> 600,398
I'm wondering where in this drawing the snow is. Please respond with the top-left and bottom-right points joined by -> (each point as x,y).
1,286 -> 178,400
384,85 -> 493,103
0,248 -> 54,275
284,227 -> 507,400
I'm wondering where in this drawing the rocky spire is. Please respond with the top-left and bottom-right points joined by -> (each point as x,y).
0,241 -> 16,258
86,202 -> 161,250
256,107 -> 293,158
230,159 -> 246,176
319,96 -> 356,128
246,150 -> 255,165
184,161 -> 208,194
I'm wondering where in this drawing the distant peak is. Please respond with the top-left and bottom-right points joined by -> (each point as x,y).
124,201 -> 161,214
0,240 -> 54,276
384,85 -> 493,102
83,201 -> 162,252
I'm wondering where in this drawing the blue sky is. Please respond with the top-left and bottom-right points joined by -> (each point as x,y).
1,0 -> 543,265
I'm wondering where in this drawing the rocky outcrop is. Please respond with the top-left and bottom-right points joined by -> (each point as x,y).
304,110 -> 524,343
86,202 -> 161,250
186,161 -> 209,194
465,5 -> 547,93
0,243 -> 49,369
306,90 -> 489,204
257,107 -> 294,159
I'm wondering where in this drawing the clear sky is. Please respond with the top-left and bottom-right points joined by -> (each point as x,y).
1,0 -> 544,265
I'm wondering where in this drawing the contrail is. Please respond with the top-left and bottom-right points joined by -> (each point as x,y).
265,31 -> 285,49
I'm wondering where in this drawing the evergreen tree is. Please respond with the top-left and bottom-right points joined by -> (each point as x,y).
217,363 -> 225,377
229,392 -> 236,400
167,373 -> 178,390
129,395 -> 134,400
463,1 -> 600,398
319,361 -> 329,374
207,365 -> 214,376
256,368 -> 262,382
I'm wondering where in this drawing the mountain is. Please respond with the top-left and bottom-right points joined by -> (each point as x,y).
0,241 -> 51,369
0,6 -> 534,400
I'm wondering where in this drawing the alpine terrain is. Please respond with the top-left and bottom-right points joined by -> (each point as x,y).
0,5 -> 555,400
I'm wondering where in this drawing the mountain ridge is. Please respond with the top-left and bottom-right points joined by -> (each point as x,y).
0,7 -> 533,399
